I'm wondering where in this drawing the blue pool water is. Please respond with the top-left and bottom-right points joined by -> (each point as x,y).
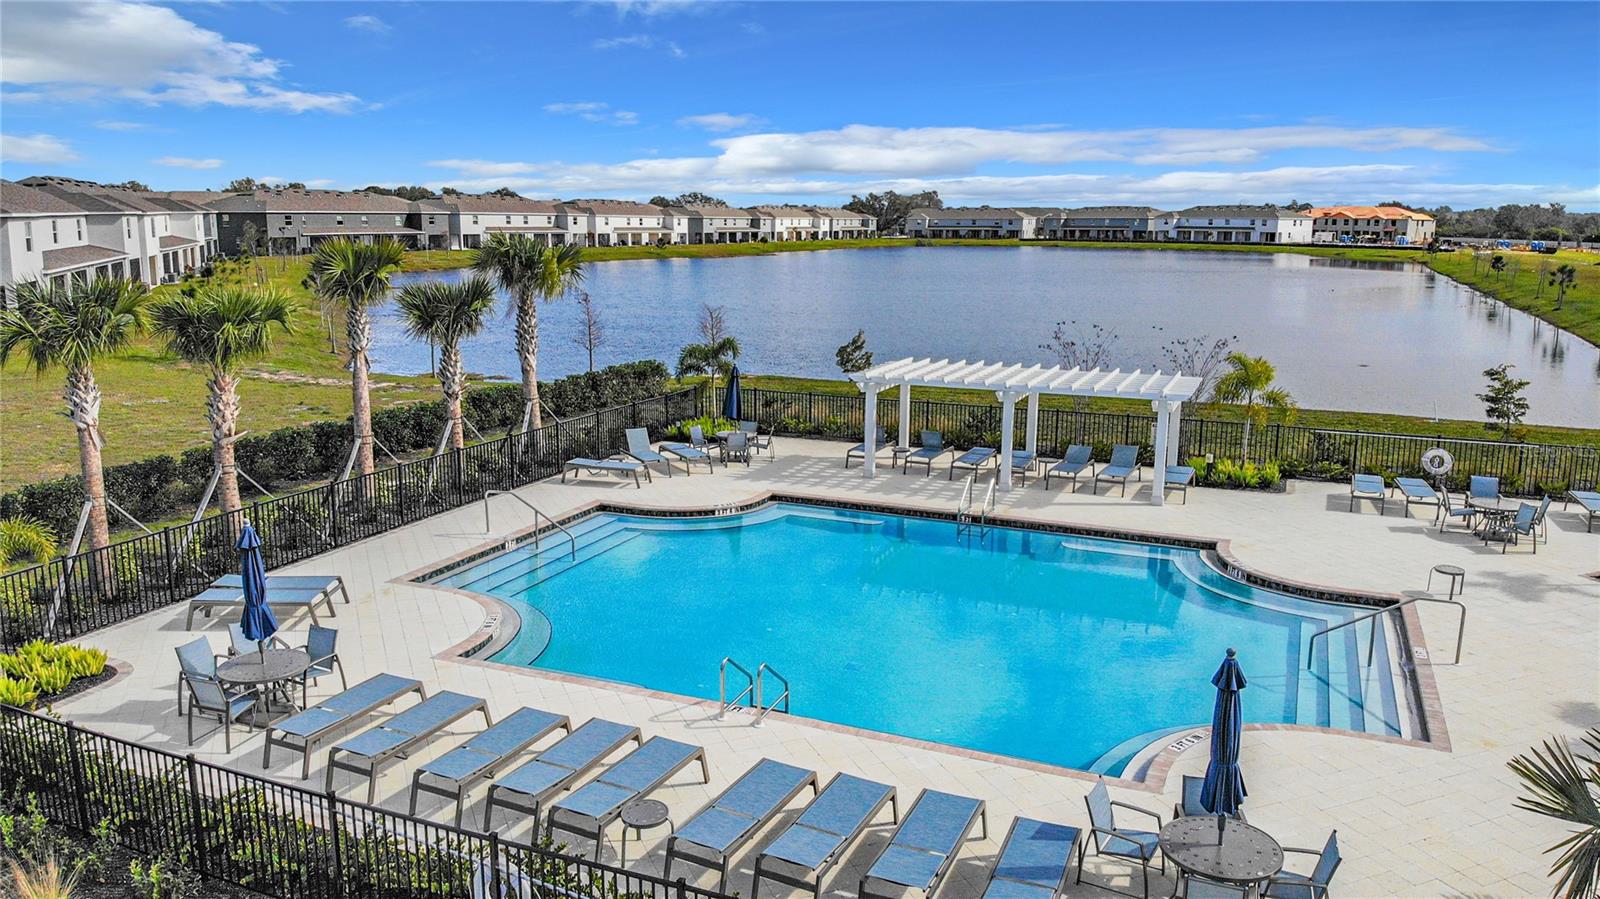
434,503 -> 1409,772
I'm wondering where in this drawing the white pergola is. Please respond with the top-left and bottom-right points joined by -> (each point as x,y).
848,357 -> 1202,505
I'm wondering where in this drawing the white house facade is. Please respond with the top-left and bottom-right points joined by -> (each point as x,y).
1168,206 -> 1313,244
905,207 -> 1038,239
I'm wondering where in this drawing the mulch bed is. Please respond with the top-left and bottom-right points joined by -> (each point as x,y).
38,667 -> 117,706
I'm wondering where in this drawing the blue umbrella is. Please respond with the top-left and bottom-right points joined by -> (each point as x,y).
722,365 -> 742,421
237,521 -> 278,657
1200,647 -> 1247,841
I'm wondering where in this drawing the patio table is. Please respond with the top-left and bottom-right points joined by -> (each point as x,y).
1159,816 -> 1283,895
218,648 -> 310,725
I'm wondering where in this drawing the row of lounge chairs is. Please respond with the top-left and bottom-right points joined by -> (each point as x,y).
562,425 -> 774,487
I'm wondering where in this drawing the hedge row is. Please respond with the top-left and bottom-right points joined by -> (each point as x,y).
0,360 -> 670,537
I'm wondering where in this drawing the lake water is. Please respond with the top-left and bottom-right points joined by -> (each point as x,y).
374,247 -> 1599,427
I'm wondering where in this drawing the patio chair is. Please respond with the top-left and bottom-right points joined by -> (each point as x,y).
1186,831 -> 1339,899
949,446 -> 998,480
1437,489 -> 1480,534
483,718 -> 643,832
722,431 -> 753,466
1468,475 -> 1501,502
1564,489 -> 1600,533
688,425 -> 716,452
296,625 -> 347,706
262,673 -> 427,779
410,706 -> 571,827
175,636 -> 224,717
213,573 -> 351,606
623,428 -> 675,477
845,425 -> 890,468
1164,466 -> 1196,504
545,736 -> 710,859
1349,474 -> 1387,514
658,439 -> 717,475
741,420 -> 775,457
1075,779 -> 1164,899
1094,445 -> 1143,496
182,672 -> 259,752
858,789 -> 987,899
1393,477 -> 1441,520
751,773 -> 899,899
326,690 -> 492,804
664,758 -> 820,890
1172,774 -> 1245,822
1488,502 -> 1542,554
561,457 -> 650,487
980,817 -> 1081,899
227,623 -> 289,657
1044,445 -> 1096,490
903,430 -> 953,476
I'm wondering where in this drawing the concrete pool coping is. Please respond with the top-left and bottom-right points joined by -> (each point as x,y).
398,491 -> 1451,794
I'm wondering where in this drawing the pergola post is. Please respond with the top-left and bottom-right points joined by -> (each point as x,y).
998,391 -> 1016,491
1024,392 -> 1040,454
897,384 -> 912,450
1165,401 -> 1184,466
862,381 -> 879,477
1151,399 -> 1170,506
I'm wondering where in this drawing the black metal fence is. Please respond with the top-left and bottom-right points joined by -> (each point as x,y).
0,389 -> 700,650
0,704 -> 728,899
721,386 -> 1598,494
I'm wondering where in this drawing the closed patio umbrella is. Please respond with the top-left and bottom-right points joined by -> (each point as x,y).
237,521 -> 278,659
722,365 -> 742,421
1200,647 -> 1247,842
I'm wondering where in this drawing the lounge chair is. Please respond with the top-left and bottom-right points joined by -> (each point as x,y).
262,673 -> 427,780
751,773 -> 899,899
545,736 -> 710,859
980,817 -> 1082,899
740,420 -> 774,457
181,671 -> 259,751
1468,475 -> 1502,503
1437,489 -> 1480,534
1164,466 -> 1196,504
858,789 -> 987,899
410,706 -> 571,827
623,428 -> 676,477
1393,477 -> 1440,519
213,573 -> 351,606
1094,445 -> 1143,496
1044,445 -> 1096,490
295,625 -> 347,706
658,440 -> 717,475
902,431 -> 953,476
1180,831 -> 1340,899
326,691 -> 491,803
949,446 -> 998,480
1349,474 -> 1387,514
1010,450 -> 1038,485
1566,489 -> 1600,533
664,758 -> 820,890
1172,774 -> 1245,822
722,431 -> 752,467
186,584 -> 339,628
1075,779 -> 1164,899
483,718 -> 643,832
846,426 -> 891,469
174,636 -> 224,717
561,457 -> 650,487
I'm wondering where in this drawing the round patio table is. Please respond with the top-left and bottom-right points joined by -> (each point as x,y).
1466,496 -> 1519,513
217,648 -> 310,724
1158,816 -> 1283,891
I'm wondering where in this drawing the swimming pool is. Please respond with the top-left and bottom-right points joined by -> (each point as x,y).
432,502 -> 1412,773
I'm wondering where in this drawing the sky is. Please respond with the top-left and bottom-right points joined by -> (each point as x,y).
1,0 -> 1596,210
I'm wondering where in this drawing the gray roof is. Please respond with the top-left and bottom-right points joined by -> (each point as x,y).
917,206 -> 1024,218
1177,205 -> 1299,218
40,244 -> 129,272
438,194 -> 560,214
0,180 -> 84,215
1053,206 -> 1170,219
208,190 -> 414,214
808,206 -> 872,219
564,199 -> 664,216
158,235 -> 199,249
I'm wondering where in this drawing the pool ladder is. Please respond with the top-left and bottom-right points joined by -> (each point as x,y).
957,475 -> 997,534
718,658 -> 791,726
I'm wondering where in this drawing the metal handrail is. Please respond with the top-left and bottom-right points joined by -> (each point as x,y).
1306,591 -> 1466,669
982,479 -> 997,520
957,475 -> 976,519
482,491 -> 576,559
754,663 -> 790,725
719,657 -> 754,718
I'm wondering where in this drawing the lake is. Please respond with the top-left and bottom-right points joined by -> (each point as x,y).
375,247 -> 1599,427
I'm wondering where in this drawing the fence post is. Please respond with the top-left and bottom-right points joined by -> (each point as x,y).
676,877 -> 688,899
489,830 -> 503,899
160,525 -> 179,591
65,719 -> 91,832
185,753 -> 206,878
326,788 -> 344,889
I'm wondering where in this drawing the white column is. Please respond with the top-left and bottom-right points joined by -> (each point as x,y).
1024,392 -> 1040,454
998,392 -> 1016,491
1151,400 -> 1169,506
1166,401 -> 1183,467
862,382 -> 879,477
898,385 -> 912,450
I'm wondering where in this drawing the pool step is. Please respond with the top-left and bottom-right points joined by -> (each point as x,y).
461,522 -> 632,595
491,528 -> 645,593
442,516 -> 623,592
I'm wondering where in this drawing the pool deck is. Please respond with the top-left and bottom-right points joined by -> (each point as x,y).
56,437 -> 1600,897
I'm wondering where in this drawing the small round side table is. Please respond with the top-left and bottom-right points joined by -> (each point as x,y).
618,798 -> 671,866
1427,564 -> 1465,600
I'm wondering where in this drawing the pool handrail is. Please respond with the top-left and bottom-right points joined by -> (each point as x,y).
755,662 -> 790,724
1306,591 -> 1464,668
481,491 -> 576,560
719,657 -> 755,718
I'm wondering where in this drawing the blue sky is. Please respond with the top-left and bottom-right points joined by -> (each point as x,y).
2,1 -> 1596,209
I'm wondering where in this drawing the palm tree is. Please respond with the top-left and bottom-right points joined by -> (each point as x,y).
1508,728 -> 1600,899
1213,352 -> 1297,463
306,239 -> 407,477
149,286 -> 295,515
675,336 -> 742,396
394,275 -> 498,449
473,236 -> 584,430
1549,264 -> 1578,310
0,278 -> 149,554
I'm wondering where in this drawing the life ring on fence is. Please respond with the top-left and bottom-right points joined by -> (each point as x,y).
1421,448 -> 1454,478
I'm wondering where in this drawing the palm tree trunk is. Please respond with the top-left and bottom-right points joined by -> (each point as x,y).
209,370 -> 243,514
66,366 -> 111,553
440,341 -> 466,450
1240,416 -> 1253,464
347,304 -> 376,476
514,289 -> 542,429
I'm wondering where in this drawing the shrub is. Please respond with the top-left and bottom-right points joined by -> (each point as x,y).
662,416 -> 737,443
0,677 -> 39,709
0,641 -> 107,708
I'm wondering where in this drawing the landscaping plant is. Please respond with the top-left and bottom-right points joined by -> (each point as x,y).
0,518 -> 56,572
474,235 -> 586,430
1479,363 -> 1532,442
1509,728 -> 1600,899
394,275 -> 499,450
1213,352 -> 1297,463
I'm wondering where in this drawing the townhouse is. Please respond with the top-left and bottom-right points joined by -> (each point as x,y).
810,207 -> 876,239
1037,206 -> 1175,241
905,207 -> 1039,239
754,205 -> 823,241
1306,205 -> 1436,246
561,200 -> 674,247
421,194 -> 564,250
1168,205 -> 1313,244
678,206 -> 764,244
208,189 -> 421,255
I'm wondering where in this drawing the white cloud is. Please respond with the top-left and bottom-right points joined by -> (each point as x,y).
95,120 -> 151,131
591,33 -> 686,58
153,156 -> 224,169
0,1 -> 361,113
542,101 -> 639,126
678,112 -> 764,132
592,0 -> 714,19
426,159 -> 540,178
0,133 -> 80,164
343,14 -> 391,34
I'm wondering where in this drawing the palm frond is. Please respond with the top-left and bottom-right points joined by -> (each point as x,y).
149,286 -> 295,372
307,239 -> 407,311
394,275 -> 498,346
0,277 -> 150,375
1509,728 -> 1600,899
0,516 -> 57,569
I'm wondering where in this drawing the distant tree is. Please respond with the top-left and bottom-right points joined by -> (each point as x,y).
1213,353 -> 1297,462
650,192 -> 727,208
394,275 -> 498,449
835,329 -> 873,373
487,187 -> 521,198
1477,363 -> 1531,442
1156,334 -> 1237,404
569,290 -> 607,373
106,180 -> 151,192
392,185 -> 438,201
278,182 -> 307,190
224,177 -> 260,192
844,190 -> 941,235
1548,264 -> 1578,310
676,304 -> 741,395
1490,254 -> 1508,282
441,187 -> 461,196
1280,199 -> 1313,211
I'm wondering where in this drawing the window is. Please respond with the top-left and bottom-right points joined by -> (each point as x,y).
284,215 -> 292,225
360,216 -> 368,225
23,222 -> 32,251
149,219 -> 155,236
336,216 -> 344,225
394,216 -> 402,226
522,216 -> 529,225
427,216 -> 436,225
51,220 -> 59,244
222,214 -> 230,223
125,219 -> 132,239
76,219 -> 82,240
471,216 -> 478,225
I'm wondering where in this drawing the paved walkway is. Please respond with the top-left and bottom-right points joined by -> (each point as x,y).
57,438 -> 1600,897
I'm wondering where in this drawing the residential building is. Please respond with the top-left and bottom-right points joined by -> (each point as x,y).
208,189 -> 420,255
660,206 -> 694,244
754,205 -> 823,241
679,206 -> 763,243
808,207 -> 876,239
562,200 -> 675,247
905,207 -> 1038,239
424,194 -> 563,250
1037,207 -> 1175,241
1306,205 -> 1436,245
1168,205 -> 1313,244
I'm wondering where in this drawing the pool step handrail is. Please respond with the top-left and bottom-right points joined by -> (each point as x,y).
719,657 -> 755,719
956,474 -> 997,535
1306,590 -> 1465,669
754,663 -> 790,726
481,491 -> 577,560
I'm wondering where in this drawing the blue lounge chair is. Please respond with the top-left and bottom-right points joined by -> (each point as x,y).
262,673 -> 426,780
903,431 -> 953,477
1075,779 -> 1164,899
410,706 -> 571,827
483,718 -> 642,832
1164,466 -> 1196,504
1468,475 -> 1501,503
175,636 -> 224,717
752,773 -> 899,899
1349,474 -> 1387,514
949,446 -> 998,480
186,583 -> 338,628
1182,831 -> 1340,899
1437,489 -> 1480,534
546,736 -> 710,859
846,426 -> 890,469
1009,450 -> 1039,485
1044,445 -> 1096,490
1393,477 -> 1440,519
659,440 -> 717,475
858,789 -> 987,899
980,817 -> 1082,899
326,690 -> 491,803
624,428 -> 676,477
1172,774 -> 1245,822
561,457 -> 650,487
1566,489 -> 1600,533
664,758 -> 820,890
1094,445 -> 1142,496
212,573 -> 351,606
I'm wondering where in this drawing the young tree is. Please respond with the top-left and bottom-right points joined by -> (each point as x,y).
307,238 -> 408,477
1549,264 -> 1578,310
394,276 -> 498,449
1478,363 -> 1531,441
1156,334 -> 1237,404
0,278 -> 151,553
1041,320 -> 1120,411
1213,353 -> 1297,462
835,329 -> 873,373
473,235 -> 585,429
1507,728 -> 1600,899
676,304 -> 741,395
569,290 -> 607,373
1490,254 -> 1508,282
149,286 -> 296,514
